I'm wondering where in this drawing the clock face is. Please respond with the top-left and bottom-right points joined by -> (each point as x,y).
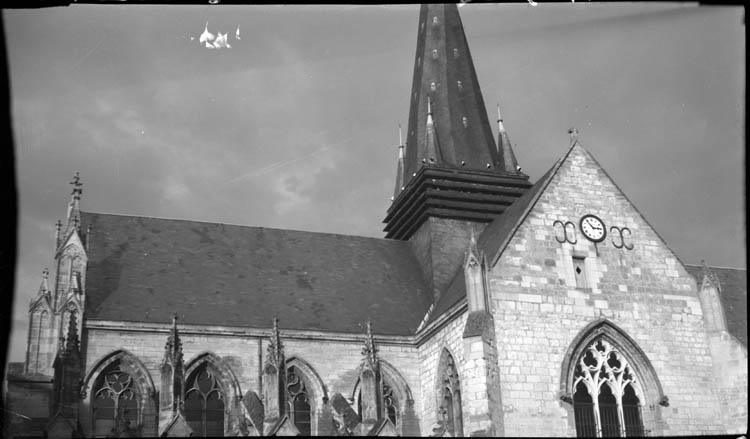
580,214 -> 606,242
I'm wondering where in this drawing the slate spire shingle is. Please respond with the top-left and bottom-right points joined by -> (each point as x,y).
399,3 -> 520,197
385,4 -> 532,241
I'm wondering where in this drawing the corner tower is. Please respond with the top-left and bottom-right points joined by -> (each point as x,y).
385,4 -> 531,299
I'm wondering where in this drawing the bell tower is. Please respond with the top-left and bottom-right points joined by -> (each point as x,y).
385,4 -> 532,300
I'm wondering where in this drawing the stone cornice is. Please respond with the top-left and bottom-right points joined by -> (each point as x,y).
84,319 -> 416,347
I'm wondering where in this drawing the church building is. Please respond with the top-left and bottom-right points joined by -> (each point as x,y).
4,4 -> 746,437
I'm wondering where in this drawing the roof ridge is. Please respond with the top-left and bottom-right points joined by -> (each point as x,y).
80,210 -> 402,243
684,264 -> 747,271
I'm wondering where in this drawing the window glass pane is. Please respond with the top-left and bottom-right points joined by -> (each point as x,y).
120,398 -> 138,423
573,381 -> 596,437
622,385 -> 644,437
598,384 -> 620,437
293,394 -> 311,435
93,419 -> 115,438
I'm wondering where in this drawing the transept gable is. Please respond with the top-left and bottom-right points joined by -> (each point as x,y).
492,139 -> 699,286
420,132 -> 705,330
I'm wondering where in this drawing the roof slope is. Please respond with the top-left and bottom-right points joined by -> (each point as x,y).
684,264 -> 747,346
80,212 -> 431,335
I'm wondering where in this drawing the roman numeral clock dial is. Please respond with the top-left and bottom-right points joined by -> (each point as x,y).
580,214 -> 606,243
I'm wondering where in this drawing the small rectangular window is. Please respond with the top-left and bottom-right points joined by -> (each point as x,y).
573,257 -> 589,289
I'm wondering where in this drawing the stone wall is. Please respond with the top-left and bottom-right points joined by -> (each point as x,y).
486,144 -> 732,436
416,313 -> 468,435
78,324 -> 421,436
708,332 -> 748,434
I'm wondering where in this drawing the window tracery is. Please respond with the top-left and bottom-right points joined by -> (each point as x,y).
573,338 -> 644,437
185,365 -> 225,437
92,362 -> 139,438
286,366 -> 311,435
438,349 -> 462,437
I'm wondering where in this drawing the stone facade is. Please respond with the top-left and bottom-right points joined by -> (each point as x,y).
487,144 -> 742,436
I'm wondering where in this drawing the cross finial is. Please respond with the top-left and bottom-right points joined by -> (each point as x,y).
42,268 -> 49,280
70,172 -> 83,199
568,127 -> 579,144
172,313 -> 178,328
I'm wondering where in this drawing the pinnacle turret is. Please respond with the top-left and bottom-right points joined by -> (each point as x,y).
64,311 -> 80,355
38,268 -> 50,296
66,172 -> 83,233
496,104 -> 523,175
399,3 -> 522,188
266,317 -> 284,368
393,125 -> 405,199
384,4 -> 533,241
424,96 -> 442,165
361,321 -> 379,371
163,314 -> 183,365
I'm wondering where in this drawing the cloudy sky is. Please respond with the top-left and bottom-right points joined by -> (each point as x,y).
3,3 -> 744,362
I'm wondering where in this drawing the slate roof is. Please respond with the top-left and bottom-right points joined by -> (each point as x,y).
401,4 -> 514,193
684,264 -> 747,346
79,212 -> 431,336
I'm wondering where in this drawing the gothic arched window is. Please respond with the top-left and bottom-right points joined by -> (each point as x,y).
287,366 -> 311,435
437,349 -> 462,437
573,338 -> 645,437
185,365 -> 225,437
92,361 -> 139,438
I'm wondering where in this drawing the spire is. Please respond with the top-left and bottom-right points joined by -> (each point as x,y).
266,317 -> 284,368
384,3 -> 534,242
424,96 -> 441,164
568,127 -> 579,146
393,125 -> 405,198
358,321 -> 382,427
496,104 -> 522,175
160,313 -> 185,426
469,228 -> 478,255
64,311 -> 80,355
38,268 -> 49,296
403,4 -> 505,184
163,314 -> 183,365
66,172 -> 83,234
361,321 -> 379,371
55,220 -> 62,248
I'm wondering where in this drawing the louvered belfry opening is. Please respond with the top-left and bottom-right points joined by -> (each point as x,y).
385,4 -> 531,240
